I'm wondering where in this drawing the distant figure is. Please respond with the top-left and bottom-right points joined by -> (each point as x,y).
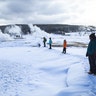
38,43 -> 41,47
43,37 -> 47,47
62,39 -> 67,54
49,37 -> 52,49
86,33 -> 96,75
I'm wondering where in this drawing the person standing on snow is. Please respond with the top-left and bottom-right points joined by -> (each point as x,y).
48,37 -> 52,49
62,39 -> 67,54
86,33 -> 96,75
43,37 -> 47,47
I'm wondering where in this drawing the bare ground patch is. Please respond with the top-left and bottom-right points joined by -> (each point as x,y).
52,42 -> 88,48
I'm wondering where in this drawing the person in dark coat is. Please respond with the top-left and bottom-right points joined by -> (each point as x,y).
43,37 -> 47,47
86,33 -> 96,75
48,37 -> 52,49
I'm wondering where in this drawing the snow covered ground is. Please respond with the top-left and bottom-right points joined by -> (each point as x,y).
0,35 -> 96,96
0,25 -> 96,96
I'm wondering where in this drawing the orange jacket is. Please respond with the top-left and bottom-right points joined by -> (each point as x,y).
63,40 -> 67,48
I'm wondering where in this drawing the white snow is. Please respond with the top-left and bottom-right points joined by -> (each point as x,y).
0,25 -> 96,96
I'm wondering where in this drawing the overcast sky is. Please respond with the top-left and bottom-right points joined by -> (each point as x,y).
0,0 -> 96,26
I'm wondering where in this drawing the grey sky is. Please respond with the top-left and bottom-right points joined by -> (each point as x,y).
0,0 -> 96,26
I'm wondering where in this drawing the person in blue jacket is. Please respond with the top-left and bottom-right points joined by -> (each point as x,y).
86,33 -> 96,75
49,37 -> 52,49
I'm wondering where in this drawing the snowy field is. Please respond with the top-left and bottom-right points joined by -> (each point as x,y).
0,25 -> 96,96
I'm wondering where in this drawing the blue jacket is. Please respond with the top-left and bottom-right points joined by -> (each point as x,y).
49,39 -> 52,44
87,39 -> 96,55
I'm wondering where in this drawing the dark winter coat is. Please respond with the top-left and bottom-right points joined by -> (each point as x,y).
43,37 -> 47,43
86,38 -> 96,56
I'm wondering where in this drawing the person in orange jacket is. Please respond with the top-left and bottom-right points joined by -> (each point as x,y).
62,39 -> 67,54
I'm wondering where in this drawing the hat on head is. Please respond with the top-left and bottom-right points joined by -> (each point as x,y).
89,33 -> 95,39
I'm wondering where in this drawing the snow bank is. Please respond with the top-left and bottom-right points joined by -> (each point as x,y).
67,64 -> 91,86
56,64 -> 95,96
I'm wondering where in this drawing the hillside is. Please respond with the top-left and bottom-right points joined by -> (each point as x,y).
0,24 -> 96,35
